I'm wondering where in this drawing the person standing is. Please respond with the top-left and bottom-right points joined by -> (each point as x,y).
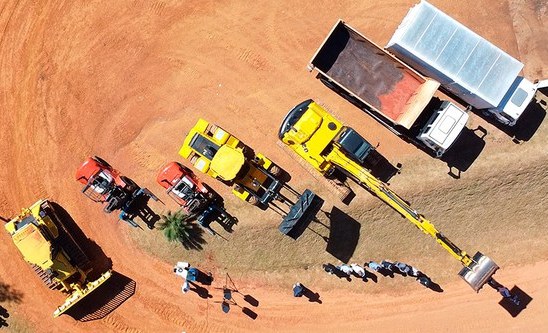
350,263 -> 367,280
381,260 -> 395,271
337,264 -> 353,276
293,282 -> 304,297
367,261 -> 382,272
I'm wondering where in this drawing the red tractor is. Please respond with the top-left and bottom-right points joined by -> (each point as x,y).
76,156 -> 158,228
157,162 -> 236,234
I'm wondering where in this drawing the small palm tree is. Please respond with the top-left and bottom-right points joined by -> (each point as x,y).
158,210 -> 206,250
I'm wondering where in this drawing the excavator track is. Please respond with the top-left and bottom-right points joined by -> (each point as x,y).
277,140 -> 352,202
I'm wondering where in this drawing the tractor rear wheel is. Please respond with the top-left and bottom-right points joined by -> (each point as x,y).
92,156 -> 111,168
120,176 -> 137,192
269,165 -> 281,177
247,195 -> 259,206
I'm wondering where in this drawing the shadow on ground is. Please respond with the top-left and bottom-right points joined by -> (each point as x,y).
66,272 -> 136,321
51,203 -> 113,278
441,126 -> 487,179
498,286 -> 532,317
324,207 -> 361,263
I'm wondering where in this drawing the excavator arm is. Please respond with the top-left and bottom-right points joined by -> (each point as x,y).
326,148 -> 498,291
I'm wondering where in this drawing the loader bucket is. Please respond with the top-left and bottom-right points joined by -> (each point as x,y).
458,252 -> 499,292
53,270 -> 113,318
279,189 -> 322,239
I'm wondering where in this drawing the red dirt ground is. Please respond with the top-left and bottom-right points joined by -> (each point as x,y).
0,0 -> 546,332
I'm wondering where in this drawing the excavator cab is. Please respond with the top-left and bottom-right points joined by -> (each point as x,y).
459,252 -> 499,292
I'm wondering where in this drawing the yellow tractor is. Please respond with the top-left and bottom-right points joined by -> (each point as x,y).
279,99 -> 498,291
4,199 -> 112,317
180,119 -> 320,237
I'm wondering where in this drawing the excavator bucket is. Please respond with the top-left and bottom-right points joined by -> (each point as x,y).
279,189 -> 322,239
53,270 -> 113,318
458,252 -> 499,292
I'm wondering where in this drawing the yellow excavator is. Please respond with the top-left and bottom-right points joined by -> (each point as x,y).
279,99 -> 498,291
4,199 -> 112,317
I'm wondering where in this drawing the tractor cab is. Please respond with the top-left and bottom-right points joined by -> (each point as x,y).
81,171 -> 115,202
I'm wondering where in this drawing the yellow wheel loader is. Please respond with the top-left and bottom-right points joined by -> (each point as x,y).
4,199 -> 112,317
279,100 -> 498,291
179,119 -> 320,238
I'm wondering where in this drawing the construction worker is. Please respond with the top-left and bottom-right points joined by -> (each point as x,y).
394,262 -> 412,275
337,264 -> 353,276
367,261 -> 382,272
293,283 -> 304,297
381,260 -> 395,271
350,263 -> 367,280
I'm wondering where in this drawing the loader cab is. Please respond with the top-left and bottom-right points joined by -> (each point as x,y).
189,133 -> 220,161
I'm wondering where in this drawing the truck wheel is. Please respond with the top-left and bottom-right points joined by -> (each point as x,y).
247,195 -> 259,206
324,167 -> 336,179
269,165 -> 281,177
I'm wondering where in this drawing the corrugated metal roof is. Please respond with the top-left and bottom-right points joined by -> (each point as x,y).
387,0 -> 523,107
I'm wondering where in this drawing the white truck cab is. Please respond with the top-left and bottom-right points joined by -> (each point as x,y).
418,101 -> 468,157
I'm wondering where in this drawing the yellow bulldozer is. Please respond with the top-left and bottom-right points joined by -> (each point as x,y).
4,199 -> 111,317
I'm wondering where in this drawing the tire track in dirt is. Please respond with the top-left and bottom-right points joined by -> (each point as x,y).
101,312 -> 143,333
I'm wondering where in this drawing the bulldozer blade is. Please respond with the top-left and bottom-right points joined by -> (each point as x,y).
458,252 -> 499,292
53,270 -> 113,318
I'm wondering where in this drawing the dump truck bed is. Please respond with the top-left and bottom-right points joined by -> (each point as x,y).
310,20 -> 439,129
386,0 -> 523,110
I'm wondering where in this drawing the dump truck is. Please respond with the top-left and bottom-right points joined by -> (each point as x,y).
308,19 -> 468,157
279,99 -> 498,291
387,0 -> 548,126
4,199 -> 112,317
179,119 -> 319,237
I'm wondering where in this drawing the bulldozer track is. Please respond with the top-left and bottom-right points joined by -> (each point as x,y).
276,140 -> 352,202
45,203 -> 90,270
31,264 -> 59,290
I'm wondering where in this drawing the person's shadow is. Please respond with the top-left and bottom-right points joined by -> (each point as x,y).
301,285 -> 322,304
0,305 -> 9,328
189,282 -> 212,299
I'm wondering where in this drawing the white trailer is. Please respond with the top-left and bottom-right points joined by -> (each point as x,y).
386,0 -> 547,126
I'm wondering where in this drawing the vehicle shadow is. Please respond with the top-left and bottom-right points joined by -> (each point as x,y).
124,192 -> 161,230
202,185 -> 238,234
313,207 -> 361,263
51,203 -> 113,277
469,96 -> 546,143
363,150 -> 401,183
499,286 -> 532,317
66,272 -> 136,321
441,126 -> 487,179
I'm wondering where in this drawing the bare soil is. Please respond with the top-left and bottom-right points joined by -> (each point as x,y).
0,0 -> 546,332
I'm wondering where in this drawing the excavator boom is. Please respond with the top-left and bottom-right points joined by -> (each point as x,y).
279,100 -> 498,291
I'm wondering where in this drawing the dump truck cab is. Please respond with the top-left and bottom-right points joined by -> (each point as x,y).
418,101 -> 468,157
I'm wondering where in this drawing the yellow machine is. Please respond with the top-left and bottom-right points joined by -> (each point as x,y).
180,119 -> 319,237
279,100 -> 498,291
179,119 -> 284,206
5,199 -> 112,317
